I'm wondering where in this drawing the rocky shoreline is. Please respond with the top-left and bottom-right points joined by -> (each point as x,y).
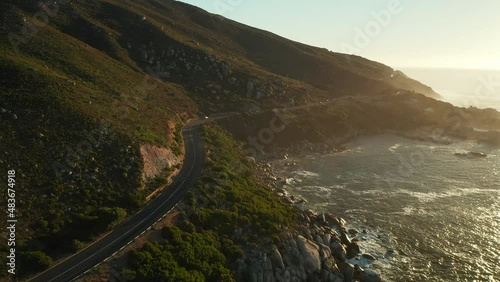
242,161 -> 384,282
244,130 -> 460,282
244,129 -> 500,282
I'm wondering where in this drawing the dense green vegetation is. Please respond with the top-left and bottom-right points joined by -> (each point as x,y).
0,72 -> 144,275
192,125 -> 296,238
0,1 -> 196,277
125,124 -> 296,281
128,229 -> 234,282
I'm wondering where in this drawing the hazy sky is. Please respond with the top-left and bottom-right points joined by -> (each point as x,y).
178,0 -> 500,70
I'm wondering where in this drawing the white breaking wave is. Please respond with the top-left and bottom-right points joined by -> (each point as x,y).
389,143 -> 401,153
395,187 -> 499,203
293,170 -> 320,178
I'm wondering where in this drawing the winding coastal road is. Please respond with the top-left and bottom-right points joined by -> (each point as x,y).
29,122 -> 206,282
29,101 -> 336,281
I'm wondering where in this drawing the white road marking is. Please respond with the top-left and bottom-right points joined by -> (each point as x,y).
31,127 -> 201,282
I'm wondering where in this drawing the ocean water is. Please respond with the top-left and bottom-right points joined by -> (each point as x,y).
274,135 -> 500,281
401,68 -> 500,111
436,89 -> 500,111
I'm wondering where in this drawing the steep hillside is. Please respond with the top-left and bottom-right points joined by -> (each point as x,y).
220,90 -> 500,157
113,0 -> 439,100
1,1 -> 199,277
0,0 -> 444,278
4,0 -> 439,114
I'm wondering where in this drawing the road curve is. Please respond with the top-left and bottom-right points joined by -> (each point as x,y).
29,122 -> 206,282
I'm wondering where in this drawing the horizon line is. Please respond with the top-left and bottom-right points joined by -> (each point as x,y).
397,66 -> 500,72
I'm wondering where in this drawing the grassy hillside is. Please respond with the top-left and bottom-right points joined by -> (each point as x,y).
0,0 -> 444,278
1,1 -> 198,277
4,0 -> 439,112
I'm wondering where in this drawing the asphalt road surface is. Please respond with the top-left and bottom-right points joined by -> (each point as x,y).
29,122 -> 206,282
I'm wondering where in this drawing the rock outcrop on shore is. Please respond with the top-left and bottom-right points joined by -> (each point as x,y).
236,211 -> 383,282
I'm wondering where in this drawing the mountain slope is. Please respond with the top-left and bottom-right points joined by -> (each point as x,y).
0,0 -> 443,278
118,0 -> 439,99
5,0 -> 439,113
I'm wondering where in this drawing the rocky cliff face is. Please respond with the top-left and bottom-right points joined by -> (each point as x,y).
127,37 -> 318,113
237,211 -> 383,282
140,144 -> 181,181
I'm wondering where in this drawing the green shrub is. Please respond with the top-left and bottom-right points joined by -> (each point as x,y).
128,124 -> 296,281
19,251 -> 54,275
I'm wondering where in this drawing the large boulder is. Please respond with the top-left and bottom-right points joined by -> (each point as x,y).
329,227 -> 340,237
296,235 -> 321,273
321,269 -> 330,281
283,268 -> 291,282
263,269 -> 274,282
318,243 -> 332,262
329,272 -> 344,282
247,264 -> 263,282
269,245 -> 285,270
330,241 -> 347,262
263,255 -> 274,282
323,213 -> 340,227
361,253 -> 377,261
315,235 -> 324,245
339,262 -> 355,282
288,243 -> 302,266
346,241 -> 361,259
322,233 -> 332,246
322,257 -> 339,273
340,229 -> 351,246
356,268 -> 383,282
348,228 -> 360,236
317,213 -> 328,225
